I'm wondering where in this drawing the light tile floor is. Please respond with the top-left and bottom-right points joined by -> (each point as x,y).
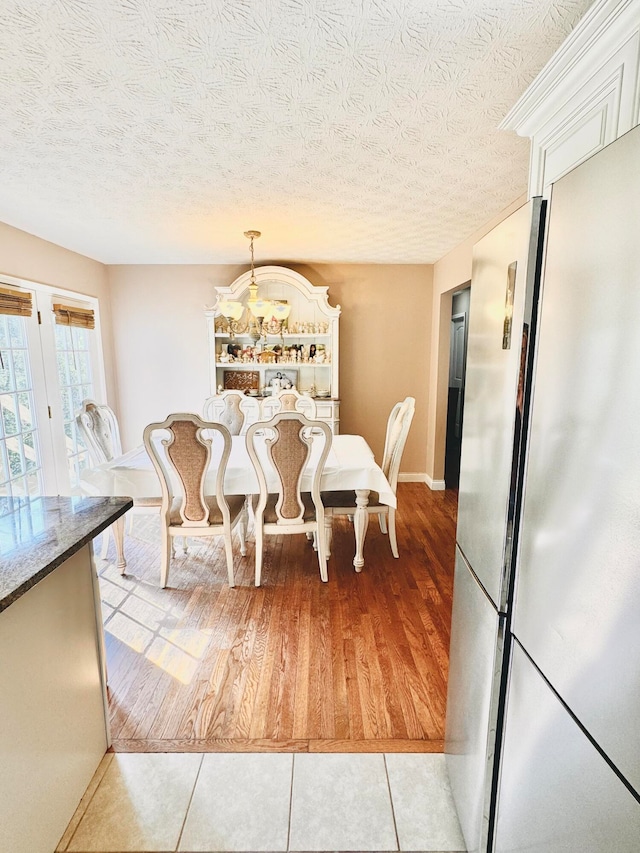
57,752 -> 466,853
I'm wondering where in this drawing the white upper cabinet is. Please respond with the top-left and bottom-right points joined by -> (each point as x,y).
501,0 -> 640,195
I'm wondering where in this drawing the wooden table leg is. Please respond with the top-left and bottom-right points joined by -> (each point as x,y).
113,515 -> 127,574
353,489 -> 370,572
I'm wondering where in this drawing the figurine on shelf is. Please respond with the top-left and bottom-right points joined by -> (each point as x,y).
309,344 -> 316,361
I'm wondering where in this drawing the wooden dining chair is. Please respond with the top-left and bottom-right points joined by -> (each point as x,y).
260,387 -> 317,420
143,413 -> 247,588
76,398 -> 122,464
76,398 -> 162,566
202,390 -> 261,436
245,411 -> 332,586
323,396 -> 416,559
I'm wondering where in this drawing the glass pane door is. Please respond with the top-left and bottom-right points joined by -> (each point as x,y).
54,323 -> 95,491
37,291 -> 105,495
0,312 -> 46,512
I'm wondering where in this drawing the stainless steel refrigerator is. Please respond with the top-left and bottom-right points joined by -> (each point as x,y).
446,124 -> 640,852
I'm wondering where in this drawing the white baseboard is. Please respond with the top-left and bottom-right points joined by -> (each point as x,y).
425,475 -> 446,491
398,473 -> 447,490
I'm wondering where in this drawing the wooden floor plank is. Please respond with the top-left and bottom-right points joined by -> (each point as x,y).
292,577 -> 312,738
100,483 -> 457,752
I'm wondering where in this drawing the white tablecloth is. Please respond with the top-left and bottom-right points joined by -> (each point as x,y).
79,434 -> 396,508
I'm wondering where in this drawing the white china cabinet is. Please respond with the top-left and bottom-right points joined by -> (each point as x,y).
206,266 -> 341,433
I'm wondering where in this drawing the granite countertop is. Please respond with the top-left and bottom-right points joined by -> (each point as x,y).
0,495 -> 132,613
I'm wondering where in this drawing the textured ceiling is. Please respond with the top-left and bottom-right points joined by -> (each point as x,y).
0,0 -> 595,264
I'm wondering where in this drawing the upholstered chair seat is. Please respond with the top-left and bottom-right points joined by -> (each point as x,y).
262,491 -> 316,524
322,489 -> 382,508
169,493 -> 246,526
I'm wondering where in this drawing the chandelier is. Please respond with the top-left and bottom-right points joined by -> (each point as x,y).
217,231 -> 291,343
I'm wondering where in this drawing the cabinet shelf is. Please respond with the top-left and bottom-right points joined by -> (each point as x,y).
214,332 -> 330,340
215,361 -> 331,369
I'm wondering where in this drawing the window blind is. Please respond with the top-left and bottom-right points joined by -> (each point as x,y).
53,303 -> 95,329
0,286 -> 32,316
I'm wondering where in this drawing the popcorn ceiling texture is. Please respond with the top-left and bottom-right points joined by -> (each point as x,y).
0,0 -> 594,264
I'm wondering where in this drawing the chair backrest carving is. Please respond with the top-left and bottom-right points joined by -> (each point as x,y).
381,396 -> 416,492
260,387 -> 317,421
76,399 -> 122,464
203,391 -> 260,436
246,411 -> 331,526
143,413 -> 233,529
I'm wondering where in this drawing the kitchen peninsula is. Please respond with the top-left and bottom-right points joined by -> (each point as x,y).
0,495 -> 132,853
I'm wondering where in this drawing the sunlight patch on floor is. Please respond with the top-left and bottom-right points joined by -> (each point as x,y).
99,543 -> 214,685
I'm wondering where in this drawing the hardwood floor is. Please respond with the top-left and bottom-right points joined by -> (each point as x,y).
99,483 -> 458,752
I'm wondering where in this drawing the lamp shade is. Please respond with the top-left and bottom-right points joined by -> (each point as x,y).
270,302 -> 291,321
218,300 -> 244,321
248,298 -> 273,319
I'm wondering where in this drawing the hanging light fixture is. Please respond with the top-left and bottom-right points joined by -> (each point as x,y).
217,230 -> 291,342
244,230 -> 273,342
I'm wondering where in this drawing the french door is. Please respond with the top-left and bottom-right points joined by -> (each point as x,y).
0,304 -> 55,508
0,280 -> 105,510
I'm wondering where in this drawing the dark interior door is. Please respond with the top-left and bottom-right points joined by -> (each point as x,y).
445,288 -> 470,488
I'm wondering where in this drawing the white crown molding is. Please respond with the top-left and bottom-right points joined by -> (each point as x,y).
501,0 -> 639,136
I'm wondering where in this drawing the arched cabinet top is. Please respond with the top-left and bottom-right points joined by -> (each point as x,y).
208,265 -> 341,319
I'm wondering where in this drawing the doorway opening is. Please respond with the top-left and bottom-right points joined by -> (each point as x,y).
444,285 -> 470,490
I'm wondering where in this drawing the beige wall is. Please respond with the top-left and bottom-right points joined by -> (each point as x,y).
108,262 -> 432,471
425,194 -> 527,485
0,222 -> 116,401
107,263 -> 242,450
291,264 -> 432,474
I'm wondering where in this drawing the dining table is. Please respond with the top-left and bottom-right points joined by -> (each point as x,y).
79,433 -> 395,574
